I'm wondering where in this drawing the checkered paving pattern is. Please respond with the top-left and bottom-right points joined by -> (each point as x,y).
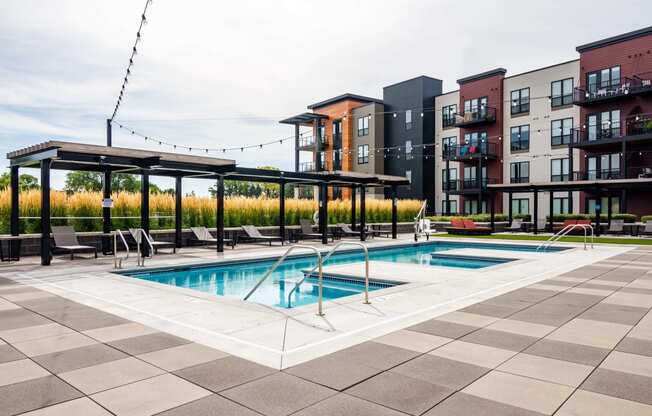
1,247 -> 652,415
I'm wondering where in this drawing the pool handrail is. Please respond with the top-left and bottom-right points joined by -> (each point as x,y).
130,228 -> 155,266
243,245 -> 325,316
413,200 -> 428,241
288,241 -> 371,309
113,229 -> 130,269
537,224 -> 594,251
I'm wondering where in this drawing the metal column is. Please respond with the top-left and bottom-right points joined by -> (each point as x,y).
351,187 -> 356,231
102,170 -> 112,235
40,159 -> 51,266
279,181 -> 285,243
140,171 -> 150,257
508,191 -> 513,226
533,188 -> 539,235
320,183 -> 328,245
294,124 -> 300,172
360,186 -> 366,241
175,176 -> 183,248
391,185 -> 398,239
490,192 -> 495,231
216,176 -> 225,252
10,166 -> 19,236
549,190 -> 554,233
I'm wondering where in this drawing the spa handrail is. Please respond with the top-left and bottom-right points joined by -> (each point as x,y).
537,224 -> 594,251
243,245 -> 325,315
288,241 -> 371,308
113,229 -> 130,269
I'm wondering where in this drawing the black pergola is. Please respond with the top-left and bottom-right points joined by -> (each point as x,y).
487,178 -> 652,235
6,141 -> 409,265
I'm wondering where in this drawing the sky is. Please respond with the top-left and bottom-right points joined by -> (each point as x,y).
2,0 -> 652,194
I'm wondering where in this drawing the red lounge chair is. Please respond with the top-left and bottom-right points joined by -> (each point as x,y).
446,219 -> 492,236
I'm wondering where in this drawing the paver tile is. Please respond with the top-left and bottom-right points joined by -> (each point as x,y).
600,351 -> 652,378
0,308 -> 52,331
346,371 -> 454,415
20,397 -> 113,416
174,356 -> 276,392
0,358 -> 50,386
556,389 -> 652,416
327,341 -> 419,370
497,353 -> 593,387
0,323 -> 75,344
82,322 -> 158,343
459,328 -> 538,351
284,354 -> 382,391
107,332 -> 191,355
463,371 -> 573,414
616,337 -> 652,357
580,368 -> 652,405
437,311 -> 499,327
424,392 -> 546,416
460,302 -> 523,318
0,298 -> 19,311
524,338 -> 610,366
509,303 -> 587,327
59,356 -> 165,394
137,342 -> 229,372
374,329 -> 452,353
32,343 -> 127,374
2,290 -> 56,302
13,332 -> 97,357
91,373 -> 211,416
546,318 -> 631,349
0,343 -> 25,364
603,291 -> 652,308
578,302 -> 649,325
0,375 -> 83,416
485,319 -> 555,338
221,372 -> 336,416
156,394 -> 260,416
391,355 -> 489,390
292,393 -> 407,416
429,340 -> 516,368
407,319 -> 479,339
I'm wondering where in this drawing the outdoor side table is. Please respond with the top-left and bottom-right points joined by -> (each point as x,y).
0,235 -> 22,262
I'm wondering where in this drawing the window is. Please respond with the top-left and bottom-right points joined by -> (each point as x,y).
357,144 -> 369,164
317,125 -> 325,143
332,149 -> 341,170
510,161 -> 530,183
318,152 -> 325,170
332,120 -> 342,146
551,118 -> 573,146
463,200 -> 487,215
511,198 -> 529,215
511,88 -> 530,115
587,65 -> 621,94
553,197 -> 570,215
464,97 -> 488,115
442,104 -> 457,128
441,168 -> 457,190
587,153 -> 620,179
405,140 -> 413,160
442,136 -> 457,158
357,116 -> 369,136
551,78 -> 573,107
405,110 -> 413,130
405,170 -> 412,184
510,125 -> 530,152
463,166 -> 486,188
551,158 -> 570,182
441,200 -> 458,214
587,196 -> 620,215
463,131 -> 487,146
587,110 -> 621,141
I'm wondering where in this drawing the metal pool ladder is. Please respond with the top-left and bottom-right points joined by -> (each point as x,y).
537,224 -> 594,251
113,230 -> 130,269
287,241 -> 371,310
129,228 -> 155,267
243,245 -> 324,315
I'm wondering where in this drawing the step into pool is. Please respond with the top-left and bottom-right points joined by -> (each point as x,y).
120,241 -> 562,308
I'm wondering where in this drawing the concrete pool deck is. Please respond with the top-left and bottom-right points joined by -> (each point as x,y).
0,235 -> 635,369
0,240 -> 651,415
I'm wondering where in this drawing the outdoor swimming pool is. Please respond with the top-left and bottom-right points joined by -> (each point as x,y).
121,241 -> 564,308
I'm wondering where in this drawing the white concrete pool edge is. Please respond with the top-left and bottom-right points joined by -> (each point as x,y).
2,239 -> 634,369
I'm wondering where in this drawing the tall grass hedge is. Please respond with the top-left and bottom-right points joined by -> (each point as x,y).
0,189 -> 422,234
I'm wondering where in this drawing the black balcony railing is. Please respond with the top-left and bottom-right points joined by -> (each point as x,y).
573,73 -> 652,105
626,117 -> 652,137
442,180 -> 459,192
298,161 -> 316,172
550,174 -> 570,182
443,142 -> 498,160
510,176 -> 530,184
442,115 -> 456,128
454,107 -> 496,127
448,178 -> 496,192
298,135 -> 315,148
572,126 -> 623,145
572,169 -> 624,181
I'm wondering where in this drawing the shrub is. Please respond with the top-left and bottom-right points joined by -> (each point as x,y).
545,213 -> 637,223
0,189 -> 422,233
641,215 -> 652,222
427,214 -> 510,222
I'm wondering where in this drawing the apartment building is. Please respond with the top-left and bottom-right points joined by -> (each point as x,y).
282,25 -> 652,218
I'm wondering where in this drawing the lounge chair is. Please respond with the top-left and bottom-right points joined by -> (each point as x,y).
445,219 -> 492,235
190,227 -> 235,249
607,219 -> 625,235
297,219 -> 333,241
128,229 -> 177,254
51,225 -> 97,260
336,223 -> 380,239
420,219 -> 437,240
505,219 -> 523,232
241,225 -> 283,245
642,221 -> 652,237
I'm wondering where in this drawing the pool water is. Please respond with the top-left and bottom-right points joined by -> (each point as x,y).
122,241 -> 559,308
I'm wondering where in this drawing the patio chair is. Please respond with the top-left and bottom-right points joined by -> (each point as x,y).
336,223 -> 380,239
505,219 -> 523,232
297,219 -> 333,241
445,219 -> 492,235
51,225 -> 97,260
419,219 -> 437,240
643,221 -> 652,237
190,227 -> 235,249
241,225 -> 283,245
128,229 -> 177,254
607,219 -> 625,235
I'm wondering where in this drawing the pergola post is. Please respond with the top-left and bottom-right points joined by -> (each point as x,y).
391,185 -> 398,239
102,170 -> 112,235
40,159 -> 51,266
294,124 -> 300,172
508,191 -> 513,226
490,191 -> 495,231
175,176 -> 183,248
360,186 -> 366,241
10,166 -> 19,236
140,171 -> 150,257
351,186 -> 356,231
279,180 -> 285,243
533,188 -> 539,235
216,175 -> 225,253
549,190 -> 554,233
595,189 -> 602,237
320,183 -> 328,244
445,158 -> 450,215
607,193 -> 613,228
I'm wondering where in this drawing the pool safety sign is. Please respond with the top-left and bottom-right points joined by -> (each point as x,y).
102,198 -> 114,208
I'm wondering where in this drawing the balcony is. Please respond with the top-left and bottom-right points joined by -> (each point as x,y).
510,176 -> 530,184
298,161 -> 323,172
550,174 -> 570,182
572,167 -> 652,181
454,107 -> 496,127
297,135 -> 315,150
442,115 -> 456,128
573,73 -> 652,106
443,142 -> 498,161
572,116 -> 652,149
447,178 -> 496,194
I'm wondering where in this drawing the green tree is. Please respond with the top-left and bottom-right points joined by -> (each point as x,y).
64,171 -> 163,193
0,171 -> 39,191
